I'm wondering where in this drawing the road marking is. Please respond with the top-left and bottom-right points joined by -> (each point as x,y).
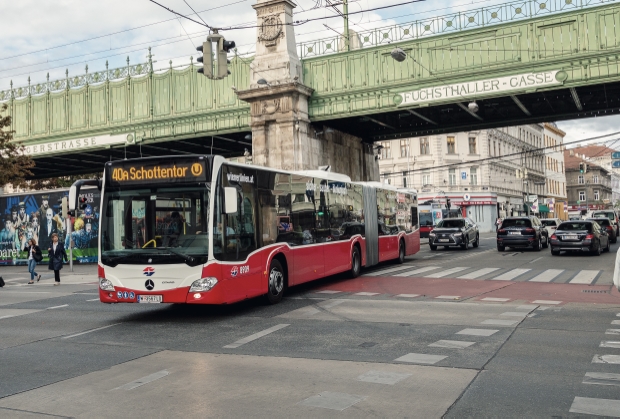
86,298 -> 100,302
223,324 -> 289,349
428,340 -> 475,349
357,370 -> 412,385
500,312 -> 528,317
607,329 -> 620,335
481,319 -> 519,326
353,292 -> 379,296
113,370 -> 170,391
531,300 -> 562,305
529,269 -> 564,283
569,270 -> 600,284
300,307 -> 321,316
480,297 -> 510,302
394,353 -> 447,364
435,295 -> 460,300
315,290 -> 341,294
394,294 -> 420,298
426,267 -> 468,278
492,269 -> 530,281
583,372 -> 620,387
364,266 -> 413,277
456,328 -> 499,336
601,341 -> 620,348
394,266 -> 440,277
457,268 -> 500,279
593,355 -> 620,364
46,304 -> 68,310
62,323 -> 122,339
612,320 -> 620,325
570,396 -> 620,417
529,257 -> 544,263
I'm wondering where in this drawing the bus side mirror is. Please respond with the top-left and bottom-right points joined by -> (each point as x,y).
224,187 -> 238,214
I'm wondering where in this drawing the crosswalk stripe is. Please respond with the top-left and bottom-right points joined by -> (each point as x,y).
529,269 -> 564,283
426,267 -> 468,278
569,270 -> 600,284
457,268 -> 500,279
364,265 -> 414,277
492,268 -> 530,281
394,266 -> 441,277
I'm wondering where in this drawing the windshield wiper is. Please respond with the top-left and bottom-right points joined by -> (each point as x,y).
150,247 -> 196,265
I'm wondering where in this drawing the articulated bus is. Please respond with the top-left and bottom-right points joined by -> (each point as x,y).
71,155 -> 419,305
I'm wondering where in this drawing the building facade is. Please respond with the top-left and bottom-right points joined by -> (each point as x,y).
564,149 -> 613,215
543,123 -> 568,218
565,144 -> 620,206
378,124 -> 566,232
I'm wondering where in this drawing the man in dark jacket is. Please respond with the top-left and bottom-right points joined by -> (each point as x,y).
48,233 -> 68,286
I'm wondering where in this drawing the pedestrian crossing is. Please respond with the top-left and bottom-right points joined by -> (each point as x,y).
363,265 -> 603,284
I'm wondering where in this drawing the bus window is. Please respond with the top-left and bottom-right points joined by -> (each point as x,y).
419,211 -> 433,227
291,175 -> 316,245
257,172 -> 292,247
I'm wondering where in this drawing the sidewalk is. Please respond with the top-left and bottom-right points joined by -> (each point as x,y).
1,264 -> 97,286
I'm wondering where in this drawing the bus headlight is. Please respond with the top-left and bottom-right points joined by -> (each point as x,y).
99,278 -> 115,291
190,277 -> 218,292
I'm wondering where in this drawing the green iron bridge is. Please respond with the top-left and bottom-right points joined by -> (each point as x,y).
2,0 -> 620,178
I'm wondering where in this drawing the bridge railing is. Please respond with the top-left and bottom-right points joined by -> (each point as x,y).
298,0 -> 618,59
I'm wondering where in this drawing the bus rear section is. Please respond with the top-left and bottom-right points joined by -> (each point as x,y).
94,156 -> 419,305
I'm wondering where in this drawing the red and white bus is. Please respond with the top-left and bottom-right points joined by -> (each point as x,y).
72,155 -> 419,305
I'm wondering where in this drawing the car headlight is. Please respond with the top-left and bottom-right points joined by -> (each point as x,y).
99,278 -> 115,291
453,232 -> 463,237
189,277 -> 218,292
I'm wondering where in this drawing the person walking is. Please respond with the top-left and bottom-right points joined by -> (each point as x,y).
48,233 -> 68,286
495,217 -> 502,232
24,238 -> 42,284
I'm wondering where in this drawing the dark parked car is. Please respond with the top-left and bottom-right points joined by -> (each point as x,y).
550,220 -> 610,256
497,216 -> 548,251
429,218 -> 479,250
588,218 -> 617,244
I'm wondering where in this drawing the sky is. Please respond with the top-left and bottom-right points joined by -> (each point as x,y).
0,0 -> 618,145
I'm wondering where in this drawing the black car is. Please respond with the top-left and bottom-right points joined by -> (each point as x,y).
588,218 -> 617,244
497,216 -> 548,251
550,220 -> 610,255
429,218 -> 479,250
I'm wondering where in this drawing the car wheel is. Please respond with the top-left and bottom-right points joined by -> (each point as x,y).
473,234 -> 479,248
613,236 -> 618,244
593,243 -> 602,256
606,239 -> 611,253
497,244 -> 505,252
350,246 -> 361,278
542,235 -> 549,249
397,240 -> 405,264
430,244 -> 437,251
535,237 -> 542,251
460,237 -> 468,250
266,259 -> 285,304
551,247 -> 560,256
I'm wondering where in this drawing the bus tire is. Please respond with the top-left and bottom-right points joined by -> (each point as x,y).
350,246 -> 361,278
266,259 -> 285,304
397,240 -> 405,264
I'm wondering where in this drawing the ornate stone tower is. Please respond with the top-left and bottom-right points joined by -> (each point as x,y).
236,0 -> 378,180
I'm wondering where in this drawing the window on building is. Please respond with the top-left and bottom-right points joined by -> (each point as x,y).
380,142 -> 391,159
493,141 -> 496,156
593,175 -> 599,184
447,136 -> 456,154
403,176 -> 407,188
594,190 -> 600,201
470,167 -> 478,185
578,175 -> 584,184
579,190 -> 586,201
422,170 -> 431,186
420,138 -> 429,155
400,140 -> 408,158
448,168 -> 456,185
468,137 -> 477,154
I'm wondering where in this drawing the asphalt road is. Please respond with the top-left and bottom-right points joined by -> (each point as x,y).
1,232 -> 620,418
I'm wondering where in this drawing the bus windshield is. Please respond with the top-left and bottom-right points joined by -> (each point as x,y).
101,185 -> 209,266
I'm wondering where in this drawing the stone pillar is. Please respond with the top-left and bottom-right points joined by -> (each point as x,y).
236,0 -> 378,181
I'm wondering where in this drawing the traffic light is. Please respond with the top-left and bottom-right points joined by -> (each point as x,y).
196,31 -> 235,80
579,162 -> 584,173
61,197 -> 68,218
446,198 -> 451,210
78,196 -> 88,211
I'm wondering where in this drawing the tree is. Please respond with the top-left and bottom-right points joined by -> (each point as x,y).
0,103 -> 35,187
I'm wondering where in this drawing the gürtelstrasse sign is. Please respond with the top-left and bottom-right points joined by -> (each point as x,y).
22,133 -> 133,157
396,70 -> 564,107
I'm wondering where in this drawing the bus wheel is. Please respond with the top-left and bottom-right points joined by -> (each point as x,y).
350,246 -> 361,278
267,259 -> 285,304
397,240 -> 405,264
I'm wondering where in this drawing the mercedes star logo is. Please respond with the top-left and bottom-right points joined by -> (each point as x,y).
145,279 -> 155,290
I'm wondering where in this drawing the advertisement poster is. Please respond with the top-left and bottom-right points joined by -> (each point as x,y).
0,189 -> 99,265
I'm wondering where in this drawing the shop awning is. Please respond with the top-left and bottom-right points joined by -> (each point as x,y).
539,204 -> 550,213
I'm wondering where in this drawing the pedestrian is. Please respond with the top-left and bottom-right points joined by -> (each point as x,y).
24,238 -> 42,284
47,233 -> 68,286
495,217 -> 502,232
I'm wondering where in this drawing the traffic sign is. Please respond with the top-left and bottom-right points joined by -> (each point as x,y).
577,200 -> 581,204
612,151 -> 620,159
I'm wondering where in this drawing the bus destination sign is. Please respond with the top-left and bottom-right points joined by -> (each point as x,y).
108,160 -> 208,185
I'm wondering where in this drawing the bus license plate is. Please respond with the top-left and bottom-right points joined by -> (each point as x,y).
138,295 -> 162,303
